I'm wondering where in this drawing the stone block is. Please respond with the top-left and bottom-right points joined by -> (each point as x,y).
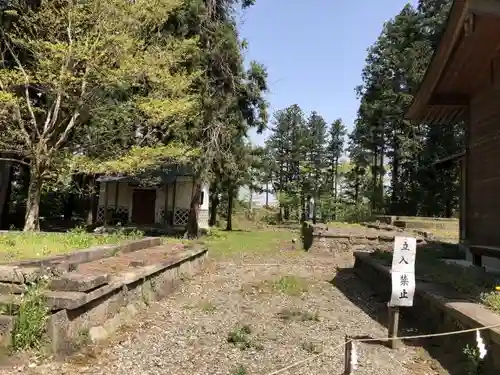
89,326 -> 108,343
0,315 -> 13,347
45,310 -> 69,353
125,303 -> 138,317
45,291 -> 87,310
50,273 -> 109,292
0,282 -> 26,294
103,315 -> 122,335
0,266 -> 41,283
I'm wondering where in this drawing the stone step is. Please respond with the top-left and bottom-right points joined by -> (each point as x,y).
50,273 -> 109,292
0,266 -> 41,284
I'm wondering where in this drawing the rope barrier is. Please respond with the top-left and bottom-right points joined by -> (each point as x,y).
264,322 -> 500,375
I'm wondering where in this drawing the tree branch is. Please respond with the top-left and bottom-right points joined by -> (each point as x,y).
11,102 -> 33,149
43,10 -> 74,137
0,158 -> 30,167
1,31 -> 39,138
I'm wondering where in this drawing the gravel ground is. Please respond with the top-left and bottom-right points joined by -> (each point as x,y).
3,248 -> 447,375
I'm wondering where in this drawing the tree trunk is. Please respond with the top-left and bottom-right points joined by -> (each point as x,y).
63,193 -> 74,221
333,157 -> 339,220
209,189 -> 219,227
378,150 -> 384,213
300,189 -> 306,224
312,194 -> 317,224
265,181 -> 269,207
390,139 -> 400,214
0,174 -> 12,230
0,161 -> 12,229
371,151 -> 378,212
354,168 -> 360,203
24,168 -> 42,232
226,184 -> 233,231
284,207 -> 289,221
248,188 -> 253,211
185,184 -> 201,239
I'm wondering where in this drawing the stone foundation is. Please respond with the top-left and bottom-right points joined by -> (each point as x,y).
354,252 -> 500,374
45,247 -> 207,352
301,222 -> 423,253
0,237 -> 207,353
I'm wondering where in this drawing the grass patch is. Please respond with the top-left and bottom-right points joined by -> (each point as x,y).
0,227 -> 143,262
11,278 -> 49,351
243,275 -> 309,297
326,222 -> 362,228
231,364 -> 247,375
271,275 -> 308,296
227,324 -> 262,351
198,300 -> 216,312
204,228 -> 296,258
370,244 -> 500,313
429,228 -> 459,243
277,308 -> 319,322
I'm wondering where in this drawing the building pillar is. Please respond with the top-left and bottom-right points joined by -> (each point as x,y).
198,183 -> 210,229
164,183 -> 169,227
172,177 -> 177,226
103,182 -> 109,226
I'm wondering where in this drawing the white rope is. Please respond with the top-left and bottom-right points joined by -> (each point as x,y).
264,323 -> 500,375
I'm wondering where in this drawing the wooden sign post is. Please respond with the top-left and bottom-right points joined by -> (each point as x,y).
388,236 -> 417,349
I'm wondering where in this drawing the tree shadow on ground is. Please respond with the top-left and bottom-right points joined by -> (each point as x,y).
330,267 -> 472,375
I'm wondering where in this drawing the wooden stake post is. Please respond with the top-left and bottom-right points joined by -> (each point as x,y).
387,236 -> 417,349
344,335 -> 352,374
387,305 -> 400,349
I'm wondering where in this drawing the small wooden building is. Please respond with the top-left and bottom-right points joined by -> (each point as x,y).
406,0 -> 500,268
95,166 -> 209,230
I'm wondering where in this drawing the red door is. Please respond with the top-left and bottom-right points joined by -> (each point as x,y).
131,189 -> 156,225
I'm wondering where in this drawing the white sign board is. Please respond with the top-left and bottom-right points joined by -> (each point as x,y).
390,271 -> 416,307
391,236 -> 417,272
389,236 -> 417,307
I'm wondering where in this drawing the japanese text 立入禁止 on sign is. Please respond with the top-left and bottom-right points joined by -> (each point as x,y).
389,236 -> 416,307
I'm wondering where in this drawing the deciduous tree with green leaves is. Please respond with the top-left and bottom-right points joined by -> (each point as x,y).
0,0 -> 201,231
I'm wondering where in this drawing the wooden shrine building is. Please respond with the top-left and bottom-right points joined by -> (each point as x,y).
95,165 -> 209,231
406,0 -> 500,268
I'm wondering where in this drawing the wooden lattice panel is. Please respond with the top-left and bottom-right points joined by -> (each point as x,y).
174,208 -> 189,226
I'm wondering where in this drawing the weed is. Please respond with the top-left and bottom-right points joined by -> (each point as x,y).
73,328 -> 90,349
0,302 -> 17,316
199,300 -> 216,312
463,344 -> 484,375
141,279 -> 151,306
227,325 -> 260,351
150,279 -> 157,293
301,341 -> 322,354
11,278 -> 49,351
271,275 -> 308,296
277,308 -> 319,322
480,291 -> 500,312
232,364 -> 247,375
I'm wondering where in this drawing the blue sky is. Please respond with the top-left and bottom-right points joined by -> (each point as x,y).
239,0 -> 418,146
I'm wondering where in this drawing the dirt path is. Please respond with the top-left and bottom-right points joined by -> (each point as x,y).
5,249 -> 446,375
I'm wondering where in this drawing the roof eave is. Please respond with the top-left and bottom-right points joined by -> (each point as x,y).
406,0 -> 469,121
432,151 -> 465,167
